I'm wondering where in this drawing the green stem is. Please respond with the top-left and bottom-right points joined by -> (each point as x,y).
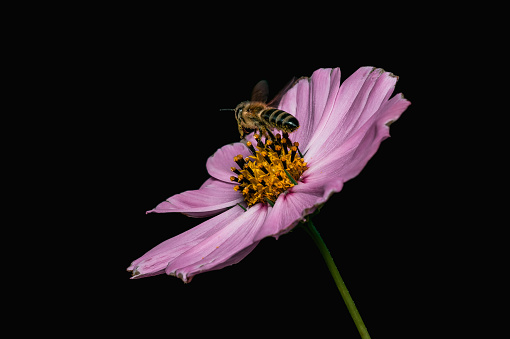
302,218 -> 371,339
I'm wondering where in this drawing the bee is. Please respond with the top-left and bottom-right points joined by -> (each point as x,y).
231,79 -> 300,140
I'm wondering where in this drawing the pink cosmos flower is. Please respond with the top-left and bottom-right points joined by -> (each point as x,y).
128,66 -> 411,282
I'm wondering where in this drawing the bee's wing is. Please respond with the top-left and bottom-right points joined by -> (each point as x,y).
251,80 -> 269,102
267,76 -> 297,108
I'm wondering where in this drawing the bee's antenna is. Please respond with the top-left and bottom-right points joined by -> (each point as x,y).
219,108 -> 235,111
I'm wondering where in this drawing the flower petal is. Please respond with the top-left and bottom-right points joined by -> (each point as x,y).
254,177 -> 343,241
279,68 -> 341,151
206,142 -> 252,182
253,68 -> 410,242
166,203 -> 269,282
281,74 -> 310,147
128,205 -> 246,279
147,177 -> 243,217
306,92 -> 411,182
305,67 -> 401,163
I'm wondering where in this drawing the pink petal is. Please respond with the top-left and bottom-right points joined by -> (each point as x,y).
306,92 -> 411,182
247,68 -> 409,243
166,203 -> 269,282
282,75 -> 310,146
206,142 -> 252,182
254,177 -> 343,241
128,205 -> 246,279
147,177 -> 243,217
305,67 -> 401,163
279,68 -> 341,150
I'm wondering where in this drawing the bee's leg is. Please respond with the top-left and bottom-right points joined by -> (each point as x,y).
241,127 -> 255,140
256,123 -> 275,142
255,124 -> 266,140
238,122 -> 246,139
265,129 -> 276,142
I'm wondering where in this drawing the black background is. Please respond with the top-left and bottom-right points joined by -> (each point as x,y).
82,12 -> 465,339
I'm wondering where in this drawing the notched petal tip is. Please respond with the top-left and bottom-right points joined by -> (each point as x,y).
388,72 -> 399,81
377,68 -> 401,83
295,75 -> 311,84
169,271 -> 191,283
368,67 -> 400,82
368,66 -> 385,75
127,266 -> 141,279
384,93 -> 411,127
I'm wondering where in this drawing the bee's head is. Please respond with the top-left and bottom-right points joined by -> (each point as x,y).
233,102 -> 253,139
234,102 -> 249,121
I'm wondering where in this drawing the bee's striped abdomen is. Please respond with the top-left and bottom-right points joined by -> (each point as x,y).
262,108 -> 300,133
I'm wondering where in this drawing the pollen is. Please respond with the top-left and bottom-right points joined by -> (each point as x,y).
231,133 -> 308,207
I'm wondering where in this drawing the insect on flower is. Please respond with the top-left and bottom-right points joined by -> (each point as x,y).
224,79 -> 300,140
128,67 -> 411,283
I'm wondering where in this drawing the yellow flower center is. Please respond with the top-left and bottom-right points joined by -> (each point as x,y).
230,133 -> 308,207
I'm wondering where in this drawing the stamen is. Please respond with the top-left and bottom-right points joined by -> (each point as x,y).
281,157 -> 287,169
285,138 -> 292,150
257,163 -> 269,174
266,139 -> 276,152
275,145 -> 282,156
232,132 -> 308,207
235,154 -> 246,168
246,141 -> 256,155
244,164 -> 255,177
254,134 -> 264,148
261,151 -> 272,164
290,146 -> 297,162
294,142 -> 303,158
281,138 -> 288,154
275,133 -> 282,143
